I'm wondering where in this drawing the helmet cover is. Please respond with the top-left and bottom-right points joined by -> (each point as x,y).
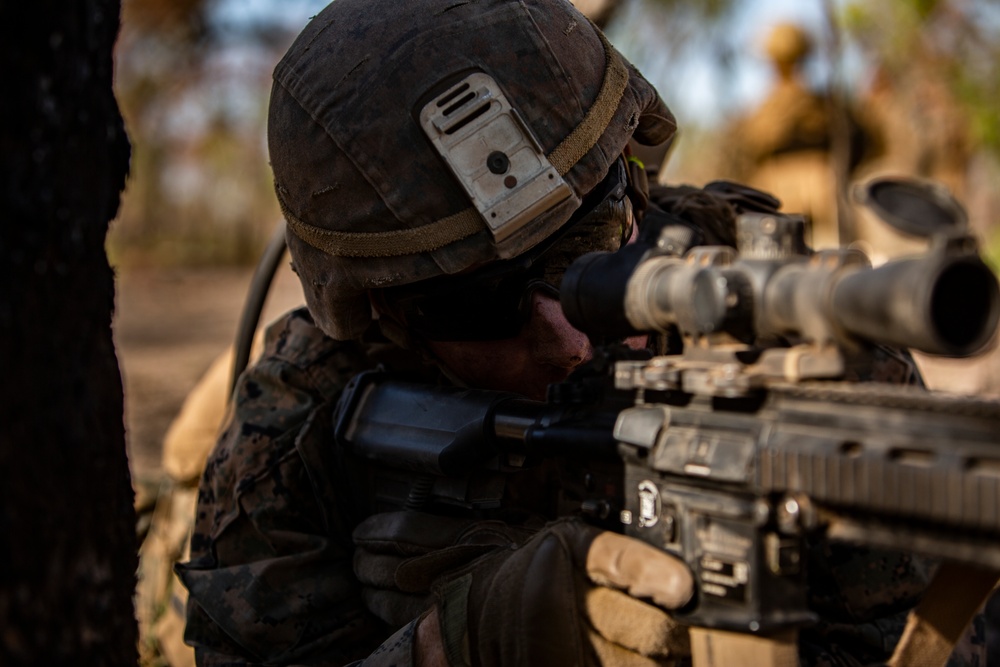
268,0 -> 676,339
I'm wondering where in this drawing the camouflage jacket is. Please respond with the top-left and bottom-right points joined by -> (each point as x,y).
176,307 -> 985,666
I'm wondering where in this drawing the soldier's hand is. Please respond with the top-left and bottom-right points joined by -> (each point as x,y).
354,514 -> 693,666
454,517 -> 692,666
352,511 -> 537,628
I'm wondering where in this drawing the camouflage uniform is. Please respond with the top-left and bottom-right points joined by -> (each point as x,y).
177,309 -> 413,665
176,307 -> 984,666
175,1 -> 986,664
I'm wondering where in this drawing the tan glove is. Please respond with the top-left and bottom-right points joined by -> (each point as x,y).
358,514 -> 693,666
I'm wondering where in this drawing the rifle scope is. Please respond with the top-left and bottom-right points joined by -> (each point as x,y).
562,213 -> 1000,357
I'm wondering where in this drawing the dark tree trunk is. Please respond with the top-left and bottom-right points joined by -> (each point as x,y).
0,1 -> 136,666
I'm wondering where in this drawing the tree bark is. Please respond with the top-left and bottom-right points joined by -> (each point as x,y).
0,1 -> 136,665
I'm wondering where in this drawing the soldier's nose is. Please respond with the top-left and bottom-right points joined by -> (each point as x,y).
527,290 -> 592,370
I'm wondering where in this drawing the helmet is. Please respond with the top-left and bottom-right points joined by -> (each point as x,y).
268,0 -> 676,340
763,22 -> 813,67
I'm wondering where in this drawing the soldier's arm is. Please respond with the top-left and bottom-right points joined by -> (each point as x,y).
176,310 -> 393,666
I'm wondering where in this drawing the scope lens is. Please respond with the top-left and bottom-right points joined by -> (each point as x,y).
930,260 -> 999,353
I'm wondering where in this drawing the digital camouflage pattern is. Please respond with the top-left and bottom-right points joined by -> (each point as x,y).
177,309 -> 414,665
177,305 -> 985,666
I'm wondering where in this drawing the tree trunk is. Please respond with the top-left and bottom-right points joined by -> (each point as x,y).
0,1 -> 137,665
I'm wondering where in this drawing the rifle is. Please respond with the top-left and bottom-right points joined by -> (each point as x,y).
334,178 -> 1000,666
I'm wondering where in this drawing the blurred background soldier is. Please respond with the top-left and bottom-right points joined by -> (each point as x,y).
720,22 -> 875,250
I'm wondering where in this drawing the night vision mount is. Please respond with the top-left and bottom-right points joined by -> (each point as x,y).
419,72 -> 573,246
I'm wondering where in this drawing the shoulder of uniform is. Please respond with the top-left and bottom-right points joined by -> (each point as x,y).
262,307 -> 351,368
233,307 -> 375,409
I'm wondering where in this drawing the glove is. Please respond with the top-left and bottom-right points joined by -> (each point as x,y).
645,180 -> 783,249
352,511 -> 537,628
356,513 -> 693,666
453,517 -> 693,666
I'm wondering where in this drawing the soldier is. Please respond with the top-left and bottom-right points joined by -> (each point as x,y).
176,1 -> 980,665
722,23 -> 874,250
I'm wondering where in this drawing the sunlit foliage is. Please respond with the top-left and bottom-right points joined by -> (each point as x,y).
842,0 -> 1000,155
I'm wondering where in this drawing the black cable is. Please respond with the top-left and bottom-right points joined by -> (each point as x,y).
230,222 -> 288,397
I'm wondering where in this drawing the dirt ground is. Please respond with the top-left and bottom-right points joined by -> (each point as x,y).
113,261 -> 304,482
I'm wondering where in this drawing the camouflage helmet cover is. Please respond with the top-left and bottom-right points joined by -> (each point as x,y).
269,0 -> 677,340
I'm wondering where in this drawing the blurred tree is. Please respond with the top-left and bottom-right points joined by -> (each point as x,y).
125,0 -> 211,39
600,0 -> 742,179
572,0 -> 626,28
112,0 -> 283,266
615,0 -> 738,73
842,0 -> 1000,197
647,0 -> 734,19
0,0 -> 136,665
837,0 -> 1000,262
112,0 -> 211,262
844,0 -> 1000,161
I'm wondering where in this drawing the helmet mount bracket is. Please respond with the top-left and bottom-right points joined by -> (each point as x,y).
419,72 -> 573,244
